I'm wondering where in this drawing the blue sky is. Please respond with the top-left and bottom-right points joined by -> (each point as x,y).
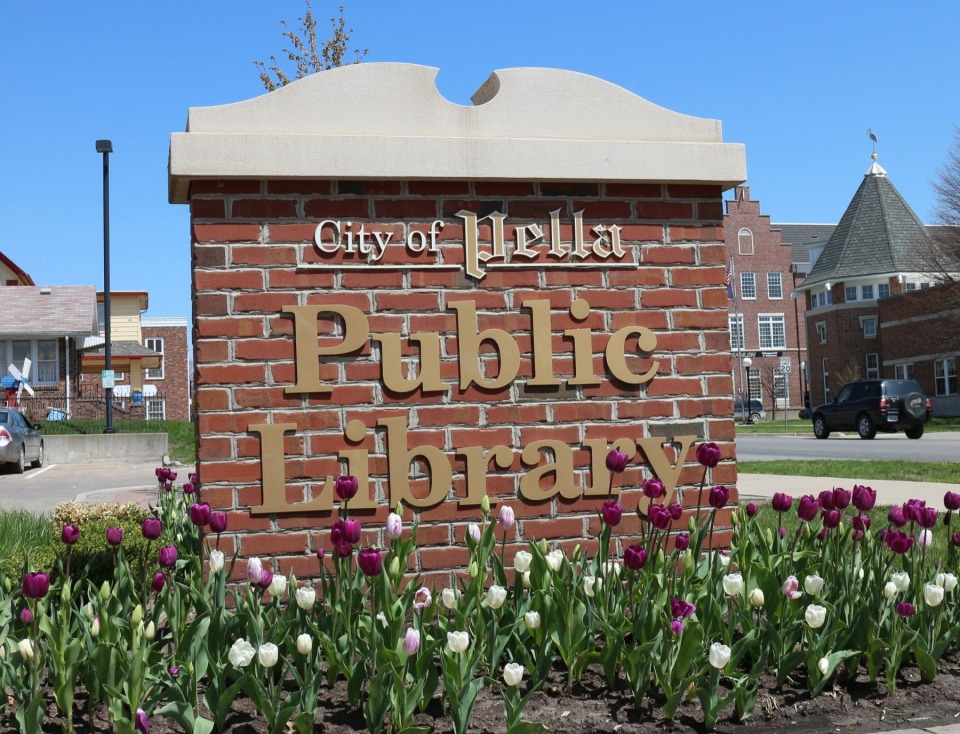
2,2 -> 958,321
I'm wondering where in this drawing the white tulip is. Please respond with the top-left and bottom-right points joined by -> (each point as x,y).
503,662 -> 525,687
804,574 -> 824,596
246,557 -> 263,584
545,549 -> 564,572
17,639 -> 34,661
891,572 -> 910,593
145,621 -> 156,640
468,523 -> 481,542
209,550 -> 225,573
603,560 -> 622,578
258,642 -> 279,668
924,583 -> 945,608
804,604 -> 827,629
524,611 -> 541,630
514,551 -> 532,573
296,585 -> 316,611
715,552 -> 731,568
487,585 -> 508,610
936,572 -> 958,592
748,588 -> 765,608
818,656 -> 830,675
296,633 -> 313,655
883,581 -> 897,599
722,572 -> 743,596
268,575 -> 287,598
708,642 -> 731,669
583,575 -> 601,598
447,631 -> 470,654
522,571 -> 531,589
441,587 -> 459,609
228,638 -> 256,667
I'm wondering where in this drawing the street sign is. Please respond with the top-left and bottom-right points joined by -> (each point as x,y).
101,369 -> 115,389
779,357 -> 792,372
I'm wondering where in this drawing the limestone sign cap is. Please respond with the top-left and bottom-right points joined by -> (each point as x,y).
169,63 -> 746,203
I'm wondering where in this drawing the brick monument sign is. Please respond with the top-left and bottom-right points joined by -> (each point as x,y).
169,63 -> 746,584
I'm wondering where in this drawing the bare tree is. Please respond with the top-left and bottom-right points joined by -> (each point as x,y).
254,3 -> 368,92
833,359 -> 862,390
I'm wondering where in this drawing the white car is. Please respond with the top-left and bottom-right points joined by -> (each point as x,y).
0,409 -> 43,473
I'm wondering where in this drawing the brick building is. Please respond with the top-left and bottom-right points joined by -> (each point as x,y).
168,63 -> 746,584
796,156 -> 950,409
142,318 -> 191,421
723,187 -> 808,417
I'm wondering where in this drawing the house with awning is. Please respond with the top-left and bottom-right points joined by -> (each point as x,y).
80,291 -> 162,392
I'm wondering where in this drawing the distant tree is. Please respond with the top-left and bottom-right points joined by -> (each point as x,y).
833,359 -> 862,391
254,3 -> 367,92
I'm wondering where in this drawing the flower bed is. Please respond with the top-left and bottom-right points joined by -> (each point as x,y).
4,448 -> 960,733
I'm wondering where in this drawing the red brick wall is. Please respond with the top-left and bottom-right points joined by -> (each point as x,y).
142,325 -> 190,421
190,179 -> 737,585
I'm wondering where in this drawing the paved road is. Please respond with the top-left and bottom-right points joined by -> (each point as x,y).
0,461 -> 163,513
737,431 -> 960,463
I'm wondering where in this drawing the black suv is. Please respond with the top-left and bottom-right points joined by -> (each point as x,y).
811,379 -> 932,440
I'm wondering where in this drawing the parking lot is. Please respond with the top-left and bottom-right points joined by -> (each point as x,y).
0,460 -> 170,513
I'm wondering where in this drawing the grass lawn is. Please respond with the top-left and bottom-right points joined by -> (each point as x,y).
739,459 -> 960,484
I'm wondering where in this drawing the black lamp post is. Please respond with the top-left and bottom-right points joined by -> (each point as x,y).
742,357 -> 753,423
96,139 -> 114,434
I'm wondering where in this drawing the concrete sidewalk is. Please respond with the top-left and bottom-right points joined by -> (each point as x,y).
739,473 -> 958,509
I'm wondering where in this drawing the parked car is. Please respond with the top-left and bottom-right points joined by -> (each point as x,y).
0,408 -> 43,473
810,379 -> 932,440
733,399 -> 766,424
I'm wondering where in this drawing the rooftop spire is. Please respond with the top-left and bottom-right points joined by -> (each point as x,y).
866,128 -> 886,175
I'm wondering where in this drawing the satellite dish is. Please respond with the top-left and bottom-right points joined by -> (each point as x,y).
7,358 -> 34,405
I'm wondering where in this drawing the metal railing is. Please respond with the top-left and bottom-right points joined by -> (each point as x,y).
8,389 -> 168,431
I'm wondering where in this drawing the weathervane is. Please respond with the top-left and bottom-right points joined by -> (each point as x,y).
867,128 -> 878,159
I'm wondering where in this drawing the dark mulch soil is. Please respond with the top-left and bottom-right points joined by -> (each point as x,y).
16,654 -> 960,733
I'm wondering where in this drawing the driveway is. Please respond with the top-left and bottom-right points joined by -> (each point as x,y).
0,460 -> 165,513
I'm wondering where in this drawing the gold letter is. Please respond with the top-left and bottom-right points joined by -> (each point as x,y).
564,299 -> 601,386
520,440 -> 578,501
379,416 -> 452,509
374,332 -> 448,394
605,326 -> 659,385
583,437 -> 636,496
523,298 -> 562,387
250,423 -> 332,514
636,435 -> 697,506
283,305 -> 369,395
450,300 -> 520,390
457,444 -> 514,506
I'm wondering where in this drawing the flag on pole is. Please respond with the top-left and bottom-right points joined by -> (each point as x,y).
726,258 -> 735,298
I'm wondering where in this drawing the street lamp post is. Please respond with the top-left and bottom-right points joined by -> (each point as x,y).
742,357 -> 753,423
96,140 -> 114,434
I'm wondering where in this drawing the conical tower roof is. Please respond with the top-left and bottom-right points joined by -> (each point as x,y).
801,159 -> 932,289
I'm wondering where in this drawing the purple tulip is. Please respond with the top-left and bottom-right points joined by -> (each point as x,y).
745,502 -> 759,517
189,502 -> 211,528
163,481 -> 173,493
316,547 -> 325,561
953,532 -> 960,547
696,442 -> 721,468
169,666 -> 181,677
903,499 -> 925,523
334,543 -> 351,557
188,472 -> 197,484
852,484 -> 877,511
771,493 -> 794,513
896,602 -> 915,618
158,545 -> 179,568
135,708 -> 149,733
605,448 -> 630,473
62,524 -> 81,545
888,505 -> 907,527
642,477 -> 665,499
343,518 -> 362,545
106,527 -> 124,546
708,485 -> 730,509
797,495 -> 818,522
670,619 -> 685,635
152,572 -> 166,592
259,568 -> 274,589
817,526 -> 830,541
818,490 -> 835,511
918,507 -> 938,529
20,607 -> 33,625
822,509 -> 841,529
358,548 -> 383,577
779,526 -> 786,539
22,572 -> 50,600
946,492 -> 960,512
182,482 -> 196,494
601,501 -> 622,527
852,515 -> 871,532
335,475 -> 359,501
668,503 -> 683,521
648,504 -> 671,530
675,533 -> 690,551
141,517 -> 163,541
832,487 -> 851,510
670,597 -> 696,619
208,512 -> 228,534
887,531 -> 914,554
624,544 -> 647,570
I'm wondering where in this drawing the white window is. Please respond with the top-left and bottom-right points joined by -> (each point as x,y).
740,272 -> 756,300
861,317 -> 877,338
146,398 -> 166,421
845,286 -> 858,302
767,272 -> 783,299
861,284 -> 875,300
894,363 -> 914,380
906,282 -> 918,292
36,340 -> 57,383
865,353 -> 880,379
773,369 -> 788,407
935,358 -> 958,396
758,314 -> 786,349
738,227 -> 754,255
878,283 -> 891,299
822,357 -> 830,401
3,339 -> 60,386
816,322 -> 827,343
748,371 -> 761,400
145,337 -> 164,380
728,315 -> 744,351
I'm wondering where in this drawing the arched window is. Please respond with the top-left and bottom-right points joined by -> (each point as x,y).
738,227 -> 754,255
